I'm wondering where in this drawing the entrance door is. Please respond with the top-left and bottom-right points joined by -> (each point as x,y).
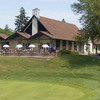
86,44 -> 90,52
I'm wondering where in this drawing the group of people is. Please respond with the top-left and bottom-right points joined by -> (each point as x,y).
48,45 -> 56,53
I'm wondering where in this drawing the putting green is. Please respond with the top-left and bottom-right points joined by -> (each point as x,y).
0,81 -> 84,100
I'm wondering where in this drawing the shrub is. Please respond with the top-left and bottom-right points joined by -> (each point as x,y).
70,50 -> 79,54
58,50 -> 71,55
58,50 -> 79,55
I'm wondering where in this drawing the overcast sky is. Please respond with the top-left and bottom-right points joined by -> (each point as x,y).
0,0 -> 81,30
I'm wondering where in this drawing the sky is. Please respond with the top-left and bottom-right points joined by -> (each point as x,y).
0,0 -> 81,30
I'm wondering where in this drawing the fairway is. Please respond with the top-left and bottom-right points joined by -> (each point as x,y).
0,55 -> 100,100
0,81 -> 84,100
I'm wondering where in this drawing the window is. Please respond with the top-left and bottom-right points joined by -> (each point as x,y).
98,46 -> 100,51
68,41 -> 72,50
74,42 -> 77,50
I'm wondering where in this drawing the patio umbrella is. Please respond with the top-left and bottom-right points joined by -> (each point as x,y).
42,44 -> 49,48
3,44 -> 10,48
16,44 -> 23,49
29,44 -> 35,48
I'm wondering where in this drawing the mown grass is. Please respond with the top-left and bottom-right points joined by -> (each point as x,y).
0,55 -> 100,100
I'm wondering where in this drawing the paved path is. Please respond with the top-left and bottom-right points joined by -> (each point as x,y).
88,55 -> 100,59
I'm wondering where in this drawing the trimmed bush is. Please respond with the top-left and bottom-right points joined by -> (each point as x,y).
58,50 -> 71,55
58,50 -> 79,55
70,50 -> 79,54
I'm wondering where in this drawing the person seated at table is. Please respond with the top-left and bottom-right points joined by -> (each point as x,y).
53,45 -> 56,53
48,45 -> 53,53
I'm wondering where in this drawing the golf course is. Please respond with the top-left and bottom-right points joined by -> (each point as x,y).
0,55 -> 100,100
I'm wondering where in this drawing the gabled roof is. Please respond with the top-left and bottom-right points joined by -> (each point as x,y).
29,31 -> 53,39
22,16 -> 79,41
0,33 -> 8,39
7,32 -> 31,40
38,17 -> 79,41
17,32 -> 31,39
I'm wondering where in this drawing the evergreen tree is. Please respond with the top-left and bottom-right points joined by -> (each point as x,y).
15,7 -> 29,31
71,0 -> 100,42
4,24 -> 9,31
62,19 -> 66,22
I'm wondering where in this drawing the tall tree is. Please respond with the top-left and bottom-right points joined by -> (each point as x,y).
15,7 -> 29,31
4,24 -> 9,31
71,0 -> 100,42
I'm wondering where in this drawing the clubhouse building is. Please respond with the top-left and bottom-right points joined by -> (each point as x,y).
0,8 -> 100,54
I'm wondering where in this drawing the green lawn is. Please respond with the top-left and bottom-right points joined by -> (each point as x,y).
0,55 -> 100,100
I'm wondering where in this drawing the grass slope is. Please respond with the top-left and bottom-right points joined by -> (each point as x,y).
0,81 -> 84,100
0,55 -> 100,100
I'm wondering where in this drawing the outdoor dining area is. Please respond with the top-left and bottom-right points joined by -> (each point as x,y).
0,44 -> 57,56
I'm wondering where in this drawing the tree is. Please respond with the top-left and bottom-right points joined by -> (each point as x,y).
62,19 -> 66,22
15,7 -> 29,32
4,24 -> 9,31
71,0 -> 100,42
0,27 -> 14,36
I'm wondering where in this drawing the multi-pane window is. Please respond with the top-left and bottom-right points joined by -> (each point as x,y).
63,40 -> 66,49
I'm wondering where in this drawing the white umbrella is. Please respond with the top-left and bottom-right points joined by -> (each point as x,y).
29,44 -> 35,48
3,44 -> 10,48
42,44 -> 49,48
16,44 -> 23,48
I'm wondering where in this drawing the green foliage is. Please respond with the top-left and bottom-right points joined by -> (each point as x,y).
71,0 -> 100,41
58,50 -> 71,55
0,27 -> 14,36
15,7 -> 29,31
58,50 -> 79,55
74,30 -> 89,43
70,50 -> 79,54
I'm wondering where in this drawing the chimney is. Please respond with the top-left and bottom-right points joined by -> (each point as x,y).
32,8 -> 40,36
32,8 -> 40,18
